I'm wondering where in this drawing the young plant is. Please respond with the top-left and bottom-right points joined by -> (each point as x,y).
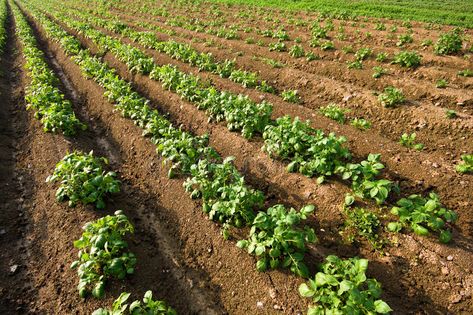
456,154 -> 473,174
396,33 -> 413,47
399,133 -> 424,151
421,39 -> 433,47
306,52 -> 320,61
321,40 -> 335,50
387,193 -> 457,243
46,151 -> 120,209
347,60 -> 363,70
392,51 -> 421,68
378,87 -> 405,107
289,44 -> 305,58
269,42 -> 287,52
372,66 -> 387,78
71,211 -> 136,298
319,103 -> 348,123
436,79 -> 448,88
435,29 -> 463,55
281,89 -> 301,103
236,204 -> 316,277
350,118 -> 372,130
375,52 -> 388,62
458,69 -> 473,77
355,47 -> 372,61
299,255 -> 392,314
446,109 -> 457,119
92,291 -> 176,315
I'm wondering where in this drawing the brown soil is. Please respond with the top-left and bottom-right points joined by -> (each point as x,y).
1,1 -> 472,314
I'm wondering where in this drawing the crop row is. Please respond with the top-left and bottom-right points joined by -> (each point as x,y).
11,0 -> 85,136
0,0 -> 7,53
21,0 -> 394,312
45,1 -> 460,243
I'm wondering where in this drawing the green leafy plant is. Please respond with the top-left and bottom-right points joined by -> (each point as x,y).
435,30 -> 463,55
350,118 -> 371,130
387,193 -> 457,243
372,66 -> 387,78
71,211 -> 136,298
396,33 -> 413,47
355,47 -> 372,61
237,204 -> 316,277
269,41 -> 287,52
375,52 -> 388,62
458,69 -> 473,77
299,255 -> 392,314
378,87 -> 405,107
399,133 -> 424,150
281,89 -> 301,103
421,39 -> 433,47
446,109 -> 457,119
321,40 -> 335,50
319,103 -> 348,123
347,60 -> 363,69
289,44 -> 305,58
46,151 -> 120,209
392,51 -> 421,68
306,51 -> 320,61
456,154 -> 473,174
92,291 -> 176,315
436,79 -> 448,88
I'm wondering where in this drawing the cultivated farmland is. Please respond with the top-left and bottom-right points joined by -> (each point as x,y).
0,0 -> 472,314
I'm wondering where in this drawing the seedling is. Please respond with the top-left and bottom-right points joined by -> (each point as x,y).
347,60 -> 363,69
378,87 -> 405,107
446,109 -> 457,119
92,291 -> 176,315
435,29 -> 463,55
299,255 -> 392,314
46,151 -> 120,209
375,52 -> 388,62
456,154 -> 473,174
388,193 -> 457,243
399,133 -> 424,150
372,66 -> 387,78
321,40 -> 335,50
355,47 -> 372,61
396,33 -> 413,47
319,103 -> 348,123
237,204 -> 316,277
281,89 -> 301,103
306,52 -> 320,61
269,42 -> 287,52
436,79 -> 448,88
458,69 -> 473,77
350,118 -> 371,130
289,44 -> 305,58
342,205 -> 384,249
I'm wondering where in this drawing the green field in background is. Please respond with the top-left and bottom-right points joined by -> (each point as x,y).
206,0 -> 473,28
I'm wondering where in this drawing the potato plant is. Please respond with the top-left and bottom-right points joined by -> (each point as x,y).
399,133 -> 424,151
299,255 -> 392,314
319,103 -> 348,123
237,204 -> 316,277
392,51 -> 421,68
93,291 -> 176,315
71,211 -> 136,298
388,193 -> 457,243
456,154 -> 473,174
46,151 -> 120,209
435,29 -> 463,55
378,87 -> 405,107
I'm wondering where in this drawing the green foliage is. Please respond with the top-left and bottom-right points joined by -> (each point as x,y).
435,29 -> 463,55
421,39 -> 433,47
396,33 -> 413,47
347,60 -> 363,69
306,51 -> 320,61
12,4 -> 85,136
269,41 -> 287,52
388,193 -> 457,243
92,291 -> 176,315
281,89 -> 301,103
263,116 -> 350,182
289,44 -> 305,58
458,69 -> 473,77
372,66 -> 387,78
336,154 -> 396,204
445,109 -> 457,119
456,154 -> 473,174
299,255 -> 392,314
342,205 -> 384,249
355,47 -> 372,61
184,157 -> 264,228
436,79 -> 448,88
46,151 -> 120,209
399,133 -> 424,151
0,0 -> 7,54
321,40 -> 335,50
71,211 -> 136,298
237,204 -> 316,277
392,51 -> 421,68
378,87 -> 405,107
350,118 -> 372,131
319,103 -> 348,123
375,52 -> 388,62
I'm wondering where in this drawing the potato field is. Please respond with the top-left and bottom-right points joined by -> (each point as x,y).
0,0 -> 472,314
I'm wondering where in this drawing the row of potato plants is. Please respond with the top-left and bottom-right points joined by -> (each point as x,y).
0,0 -> 6,54
10,1 -> 176,313
11,0 -> 85,136
24,2 -> 393,313
51,2 -> 458,244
